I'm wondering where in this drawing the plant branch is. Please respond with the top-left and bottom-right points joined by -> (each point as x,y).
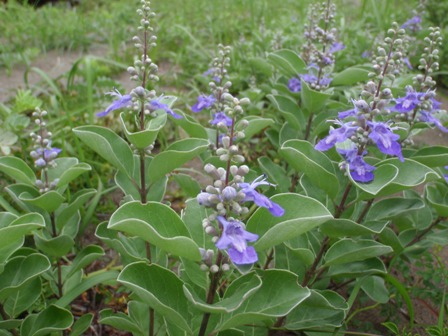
406,216 -> 445,248
198,251 -> 224,336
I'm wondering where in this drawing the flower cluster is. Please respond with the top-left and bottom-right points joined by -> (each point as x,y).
315,24 -> 409,183
191,45 -> 240,144
96,1 -> 182,129
195,48 -> 284,266
393,27 -> 445,136
29,108 -> 61,192
289,0 -> 344,93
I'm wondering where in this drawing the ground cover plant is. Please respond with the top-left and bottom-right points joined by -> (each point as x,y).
0,0 -> 447,335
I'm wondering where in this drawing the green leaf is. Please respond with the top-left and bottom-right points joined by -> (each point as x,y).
0,254 -> 50,301
99,309 -> 144,336
410,146 -> 448,167
47,158 -> 91,188
0,319 -> 22,330
147,138 -> 208,182
280,140 -> 339,198
172,173 -> 202,198
56,189 -> 96,229
120,112 -> 167,149
257,156 -> 291,193
360,276 -> 389,304
20,305 -> 73,336
357,159 -> 439,200
118,262 -> 192,334
73,125 -> 134,177
268,49 -> 307,77
19,190 -> 65,213
320,219 -> 389,238
349,164 -> 398,198
425,182 -> 448,217
327,258 -> 387,277
0,157 -> 36,185
170,111 -> 208,139
108,201 -> 201,261
240,116 -> 274,139
247,193 -> 332,251
284,290 -> 348,330
324,239 -> 393,266
55,271 -> 119,308
381,273 -> 414,329
266,94 -> 304,131
182,199 -> 213,250
69,314 -> 94,336
183,272 -> 262,313
248,57 -> 273,77
365,197 -> 425,221
217,270 -> 311,331
300,79 -> 332,113
0,213 -> 45,246
34,233 -> 74,257
331,66 -> 370,86
64,245 -> 104,281
95,222 -> 146,264
4,278 -> 42,318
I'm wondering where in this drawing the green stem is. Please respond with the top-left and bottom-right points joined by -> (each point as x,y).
50,213 -> 64,299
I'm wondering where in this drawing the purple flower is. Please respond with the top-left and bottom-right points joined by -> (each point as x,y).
329,42 -> 345,53
97,89 -> 132,117
338,99 -> 369,120
239,175 -> 285,217
361,50 -> 371,59
37,147 -> 62,161
215,216 -> 259,265
191,94 -> 216,112
420,111 -> 448,133
392,87 -> 423,113
315,121 -> 358,151
288,72 -> 332,93
338,147 -> 375,183
444,166 -> 448,183
288,77 -> 302,93
401,16 -> 421,31
403,57 -> 413,70
431,97 -> 442,110
203,68 -> 220,83
210,112 -> 232,127
367,121 -> 404,161
151,99 -> 182,119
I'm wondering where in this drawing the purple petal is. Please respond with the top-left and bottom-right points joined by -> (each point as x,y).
96,93 -> 132,117
228,246 -> 258,264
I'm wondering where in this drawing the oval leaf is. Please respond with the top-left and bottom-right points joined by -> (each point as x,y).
20,305 -> 73,336
331,66 -> 370,86
120,112 -> 167,149
183,272 -> 262,313
217,270 -> 310,331
118,262 -> 192,334
147,138 -> 208,182
268,49 -> 307,77
108,201 -> 201,261
247,193 -> 333,251
0,157 -> 36,185
20,190 -> 65,213
324,239 -> 393,266
280,140 -> 339,198
73,125 -> 134,178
